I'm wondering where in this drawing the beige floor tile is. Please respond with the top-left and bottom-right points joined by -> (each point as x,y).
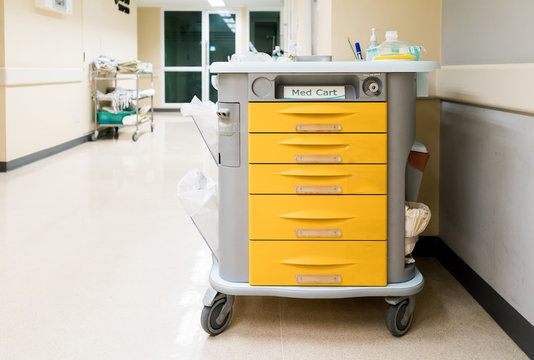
0,114 -> 528,360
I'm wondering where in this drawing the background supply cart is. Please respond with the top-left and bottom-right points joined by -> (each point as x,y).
189,61 -> 439,337
90,70 -> 155,142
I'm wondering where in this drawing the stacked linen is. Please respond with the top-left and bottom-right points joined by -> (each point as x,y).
92,57 -> 153,74
96,88 -> 154,112
117,60 -> 153,73
118,60 -> 141,73
92,56 -> 118,74
96,88 -> 133,113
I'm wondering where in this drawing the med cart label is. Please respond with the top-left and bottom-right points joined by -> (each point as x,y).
283,86 -> 345,100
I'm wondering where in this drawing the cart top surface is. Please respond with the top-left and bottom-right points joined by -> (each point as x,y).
210,61 -> 440,74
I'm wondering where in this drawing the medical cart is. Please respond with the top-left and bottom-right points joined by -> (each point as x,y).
198,61 -> 439,337
90,71 -> 155,142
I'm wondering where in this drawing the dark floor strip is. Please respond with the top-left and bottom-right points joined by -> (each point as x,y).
418,236 -> 534,359
0,134 -> 91,172
154,108 -> 180,112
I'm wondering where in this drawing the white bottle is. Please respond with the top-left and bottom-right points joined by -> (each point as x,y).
366,28 -> 378,61
273,46 -> 281,58
369,28 -> 378,48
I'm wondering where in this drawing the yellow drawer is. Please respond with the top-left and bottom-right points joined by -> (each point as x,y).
248,102 -> 387,133
249,133 -> 387,164
249,164 -> 387,194
249,195 -> 387,240
249,240 -> 387,286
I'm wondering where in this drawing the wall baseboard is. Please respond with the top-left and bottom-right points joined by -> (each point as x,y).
418,236 -> 534,358
154,108 -> 180,112
0,134 -> 91,172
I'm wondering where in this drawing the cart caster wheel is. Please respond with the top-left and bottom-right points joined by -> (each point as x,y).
90,130 -> 99,141
150,123 -> 155,132
132,132 -> 139,142
201,295 -> 233,336
386,298 -> 414,337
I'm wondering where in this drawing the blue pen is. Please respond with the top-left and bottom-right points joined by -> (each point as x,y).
355,42 -> 363,60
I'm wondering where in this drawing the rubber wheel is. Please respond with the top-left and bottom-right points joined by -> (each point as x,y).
150,123 -> 155,132
90,131 -> 98,141
200,298 -> 233,336
386,299 -> 413,337
132,132 -> 139,142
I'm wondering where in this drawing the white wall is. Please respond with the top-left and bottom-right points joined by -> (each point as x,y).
439,0 -> 534,327
291,0 -> 312,56
0,0 -> 138,162
315,0 -> 331,55
438,0 -> 534,114
442,0 -> 534,65
440,102 -> 534,325
329,0 -> 442,235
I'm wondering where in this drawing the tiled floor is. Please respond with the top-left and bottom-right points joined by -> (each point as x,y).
0,114 -> 527,359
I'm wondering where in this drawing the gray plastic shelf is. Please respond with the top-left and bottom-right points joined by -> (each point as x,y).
209,258 -> 424,299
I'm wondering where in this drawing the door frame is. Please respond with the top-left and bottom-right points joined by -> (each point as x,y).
160,7 -> 242,106
204,10 -> 241,101
246,7 -> 285,55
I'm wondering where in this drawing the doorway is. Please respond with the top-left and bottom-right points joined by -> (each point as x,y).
163,10 -> 239,104
249,11 -> 280,54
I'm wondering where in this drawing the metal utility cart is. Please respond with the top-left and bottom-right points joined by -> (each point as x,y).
90,71 -> 155,142
196,61 -> 439,337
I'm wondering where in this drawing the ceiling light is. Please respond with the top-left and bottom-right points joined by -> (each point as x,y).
208,0 -> 225,6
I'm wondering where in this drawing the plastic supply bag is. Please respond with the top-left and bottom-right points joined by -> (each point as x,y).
177,169 -> 219,259
181,96 -> 218,163
404,202 -> 432,263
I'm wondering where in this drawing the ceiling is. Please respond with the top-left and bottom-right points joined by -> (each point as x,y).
137,0 -> 283,9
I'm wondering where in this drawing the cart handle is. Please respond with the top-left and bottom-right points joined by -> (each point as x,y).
295,185 -> 342,194
295,229 -> 342,237
295,154 -> 342,163
295,123 -> 342,132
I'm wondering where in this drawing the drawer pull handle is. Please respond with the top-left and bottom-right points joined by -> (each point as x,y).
281,210 -> 353,220
295,155 -> 342,163
279,107 -> 354,115
279,169 -> 351,178
295,185 -> 342,194
295,274 -> 342,284
295,123 -> 342,132
280,138 -> 347,146
295,229 -> 342,237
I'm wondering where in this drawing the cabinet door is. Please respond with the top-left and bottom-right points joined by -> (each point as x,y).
249,102 -> 387,133
249,240 -> 387,286
249,195 -> 387,240
249,133 -> 387,164
249,164 -> 387,195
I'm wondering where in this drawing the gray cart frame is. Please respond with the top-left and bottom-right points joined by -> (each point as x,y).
196,65 -> 436,337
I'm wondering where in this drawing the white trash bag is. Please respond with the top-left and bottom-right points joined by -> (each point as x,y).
404,201 -> 431,264
181,96 -> 218,163
177,168 -> 219,259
